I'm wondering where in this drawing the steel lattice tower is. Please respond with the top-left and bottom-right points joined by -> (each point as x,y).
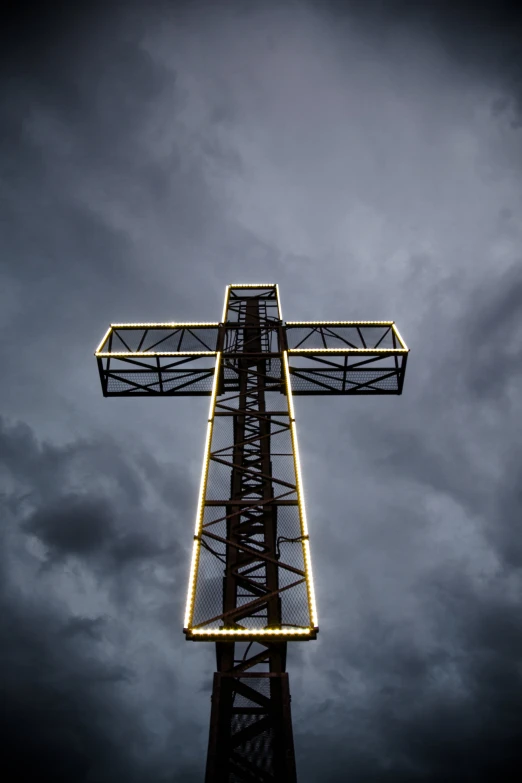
95,284 -> 408,781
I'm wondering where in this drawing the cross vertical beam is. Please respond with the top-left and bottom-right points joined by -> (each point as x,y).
94,283 -> 408,782
205,291 -> 297,781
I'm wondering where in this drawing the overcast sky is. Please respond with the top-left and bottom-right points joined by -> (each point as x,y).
2,1 -> 522,780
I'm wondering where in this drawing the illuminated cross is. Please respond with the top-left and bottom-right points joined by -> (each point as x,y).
95,284 -> 408,782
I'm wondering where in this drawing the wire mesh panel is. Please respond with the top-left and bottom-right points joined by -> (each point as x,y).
97,355 -> 217,396
288,352 -> 407,394
207,671 -> 296,783
95,323 -> 219,397
285,321 -> 407,394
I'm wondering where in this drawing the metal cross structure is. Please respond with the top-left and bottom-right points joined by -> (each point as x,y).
94,284 -> 408,782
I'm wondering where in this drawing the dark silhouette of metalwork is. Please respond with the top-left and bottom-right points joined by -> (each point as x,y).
95,284 -> 408,782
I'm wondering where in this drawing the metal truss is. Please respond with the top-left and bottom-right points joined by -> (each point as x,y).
206,641 -> 296,782
94,284 -> 409,782
95,323 -> 219,396
200,289 -> 304,782
286,321 -> 407,394
95,313 -> 408,400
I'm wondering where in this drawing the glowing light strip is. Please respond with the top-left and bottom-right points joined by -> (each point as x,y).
184,352 -> 222,631
185,347 -> 318,638
275,283 -> 283,320
283,350 -> 318,630
95,351 -> 217,357
229,283 -> 277,288
94,326 -> 112,355
221,286 -> 230,323
189,628 -> 314,637
283,351 -> 296,422
392,323 -> 409,351
286,320 -> 394,325
287,348 -> 408,354
110,322 -> 219,328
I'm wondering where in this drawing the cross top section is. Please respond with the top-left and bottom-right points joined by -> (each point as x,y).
95,283 -> 408,398
95,284 -> 408,641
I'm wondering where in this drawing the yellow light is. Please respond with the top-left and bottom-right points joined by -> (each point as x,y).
183,539 -> 201,631
188,627 -> 314,636
282,350 -> 319,631
183,352 -> 222,631
275,284 -> 283,320
302,538 -> 318,628
282,352 -> 296,421
194,425 -> 212,536
290,420 -> 318,627
94,326 -> 112,355
392,323 -> 409,351
287,348 -> 408,354
221,286 -> 230,323
286,320 -> 394,325
206,352 -> 222,423
95,350 -> 217,357
110,322 -> 220,328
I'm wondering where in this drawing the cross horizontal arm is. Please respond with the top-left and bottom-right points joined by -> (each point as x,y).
94,317 -> 409,397
94,323 -> 220,396
285,321 -> 408,395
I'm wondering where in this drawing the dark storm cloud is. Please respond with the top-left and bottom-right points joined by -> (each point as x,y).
293,266 -> 522,779
0,415 -> 202,780
1,587 -> 137,782
460,264 -> 522,399
62,614 -> 106,640
22,493 -> 173,565
1,0 -> 225,354
2,1 -> 522,781
296,566 -> 522,782
335,1 -> 522,91
23,495 -> 114,556
484,446 -> 522,570
0,415 -> 188,573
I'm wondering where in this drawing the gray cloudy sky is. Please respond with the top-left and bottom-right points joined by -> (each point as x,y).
2,1 -> 522,780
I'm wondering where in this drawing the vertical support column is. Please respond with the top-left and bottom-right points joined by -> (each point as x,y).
205,291 -> 297,783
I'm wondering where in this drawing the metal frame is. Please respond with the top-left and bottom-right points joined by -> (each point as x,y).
285,321 -> 407,395
94,284 -> 409,783
203,288 -> 300,781
95,323 -> 219,396
95,320 -> 408,398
